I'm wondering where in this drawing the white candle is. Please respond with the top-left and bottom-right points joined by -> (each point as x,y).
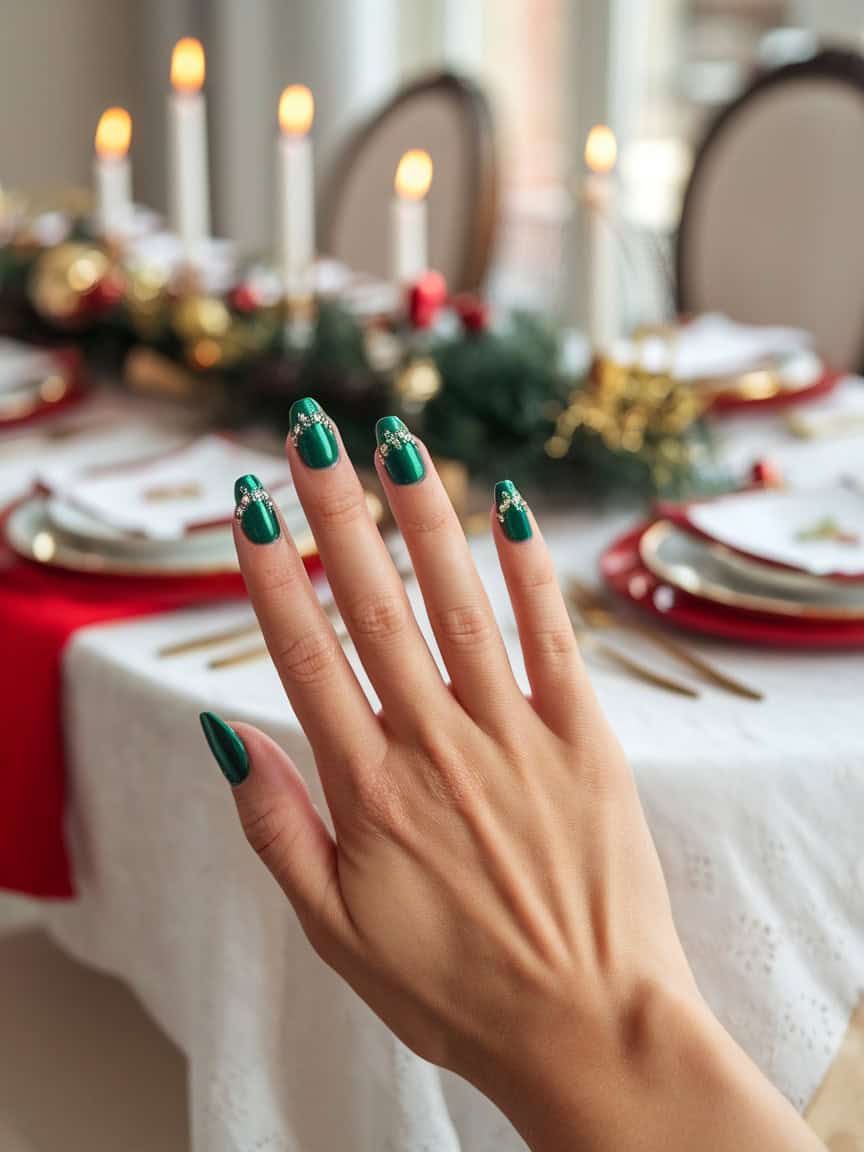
168,37 -> 210,266
391,149 -> 433,289
583,124 -> 619,354
277,85 -> 315,299
94,107 -> 133,239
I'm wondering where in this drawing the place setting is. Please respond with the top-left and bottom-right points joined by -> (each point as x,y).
600,485 -> 864,649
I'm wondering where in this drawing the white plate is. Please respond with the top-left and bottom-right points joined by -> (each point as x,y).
685,489 -> 864,580
640,520 -> 864,620
45,492 -> 310,556
6,496 -> 315,576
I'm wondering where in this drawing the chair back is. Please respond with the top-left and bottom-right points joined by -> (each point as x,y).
677,49 -> 864,371
321,71 -> 498,293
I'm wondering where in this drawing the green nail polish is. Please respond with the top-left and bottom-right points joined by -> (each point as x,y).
376,416 -> 425,485
289,398 -> 339,469
495,480 -> 532,541
234,474 -> 280,544
200,712 -> 249,785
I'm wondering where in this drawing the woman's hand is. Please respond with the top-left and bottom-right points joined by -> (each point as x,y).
201,401 -> 823,1152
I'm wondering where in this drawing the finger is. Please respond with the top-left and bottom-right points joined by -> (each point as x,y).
199,714 -> 353,955
374,420 -> 524,730
286,399 -> 450,732
491,481 -> 590,741
232,473 -> 386,801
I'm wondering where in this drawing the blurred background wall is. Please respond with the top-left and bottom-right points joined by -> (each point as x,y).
3,0 -> 864,315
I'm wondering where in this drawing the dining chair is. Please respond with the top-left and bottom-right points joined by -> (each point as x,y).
676,48 -> 864,372
319,71 -> 499,293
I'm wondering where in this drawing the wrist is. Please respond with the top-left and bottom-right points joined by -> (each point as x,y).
484,979 -> 821,1152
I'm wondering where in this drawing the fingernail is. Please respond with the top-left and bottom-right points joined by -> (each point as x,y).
200,712 -> 249,785
376,416 -> 425,485
495,480 -> 532,541
289,397 -> 339,469
234,474 -> 280,544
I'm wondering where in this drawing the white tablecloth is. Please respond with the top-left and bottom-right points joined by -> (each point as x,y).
4,388 -> 864,1152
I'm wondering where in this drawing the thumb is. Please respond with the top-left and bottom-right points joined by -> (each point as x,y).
199,712 -> 349,955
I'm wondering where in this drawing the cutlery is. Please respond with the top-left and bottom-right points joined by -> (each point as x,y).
568,578 -> 763,701
159,619 -> 259,657
574,627 -> 700,698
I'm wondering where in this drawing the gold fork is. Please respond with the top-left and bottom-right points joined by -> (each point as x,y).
568,578 -> 763,701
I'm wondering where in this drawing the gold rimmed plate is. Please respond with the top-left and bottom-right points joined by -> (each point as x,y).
6,493 -> 383,578
640,520 -> 864,621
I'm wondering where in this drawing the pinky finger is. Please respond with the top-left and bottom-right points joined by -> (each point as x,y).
200,713 -> 352,956
491,482 -> 592,741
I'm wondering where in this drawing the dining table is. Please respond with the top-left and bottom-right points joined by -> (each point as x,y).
1,380 -> 863,1152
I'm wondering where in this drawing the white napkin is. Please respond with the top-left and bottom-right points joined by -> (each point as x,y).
38,434 -> 294,541
0,338 -> 61,397
666,314 -> 813,380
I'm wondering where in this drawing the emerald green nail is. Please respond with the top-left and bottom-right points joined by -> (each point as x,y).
200,712 -> 249,785
289,397 -> 339,469
234,474 -> 280,544
495,480 -> 532,541
376,416 -> 425,485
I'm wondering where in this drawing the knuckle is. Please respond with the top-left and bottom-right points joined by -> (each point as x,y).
532,623 -> 577,662
434,602 -> 495,649
255,563 -> 302,597
403,503 -> 449,536
517,559 -> 559,594
242,803 -> 297,862
347,591 -> 409,642
312,484 -> 365,530
353,765 -> 404,830
276,628 -> 340,686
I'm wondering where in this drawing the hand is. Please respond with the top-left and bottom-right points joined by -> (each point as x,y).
201,403 -> 824,1152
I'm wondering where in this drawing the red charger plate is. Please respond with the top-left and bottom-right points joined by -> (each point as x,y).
707,368 -> 841,414
601,522 -> 864,648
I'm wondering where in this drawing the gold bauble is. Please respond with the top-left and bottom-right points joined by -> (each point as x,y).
29,243 -> 109,323
394,357 -> 442,405
125,263 -> 172,339
172,294 -> 232,342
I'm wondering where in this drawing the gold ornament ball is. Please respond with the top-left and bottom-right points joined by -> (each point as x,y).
29,243 -> 110,323
173,294 -> 232,342
395,357 -> 442,405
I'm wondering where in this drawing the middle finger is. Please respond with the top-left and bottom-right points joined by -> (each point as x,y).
286,398 -> 450,731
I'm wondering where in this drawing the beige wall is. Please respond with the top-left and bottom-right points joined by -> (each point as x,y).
0,0 -> 136,192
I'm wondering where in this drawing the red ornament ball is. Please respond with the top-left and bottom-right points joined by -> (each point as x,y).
750,458 -> 784,489
408,270 -> 448,329
230,283 -> 261,313
451,292 -> 490,333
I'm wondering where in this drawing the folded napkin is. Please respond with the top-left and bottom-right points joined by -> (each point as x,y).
668,314 -> 813,380
787,376 -> 864,440
38,434 -> 294,541
0,339 -> 62,396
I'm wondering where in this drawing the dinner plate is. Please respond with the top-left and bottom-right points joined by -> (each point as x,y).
681,489 -> 864,581
45,486 -> 309,555
601,522 -> 864,648
6,491 -> 384,577
640,520 -> 864,621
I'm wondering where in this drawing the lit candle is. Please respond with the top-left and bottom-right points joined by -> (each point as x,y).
277,84 -> 315,299
391,149 -> 432,290
94,107 -> 133,240
168,36 -> 210,265
583,124 -> 619,353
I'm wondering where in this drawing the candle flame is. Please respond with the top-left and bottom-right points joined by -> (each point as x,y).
279,85 -> 314,136
95,107 -> 132,159
171,37 -> 205,94
585,125 -> 617,174
394,149 -> 433,201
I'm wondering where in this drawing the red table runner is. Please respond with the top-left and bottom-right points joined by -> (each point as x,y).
0,543 -> 247,899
